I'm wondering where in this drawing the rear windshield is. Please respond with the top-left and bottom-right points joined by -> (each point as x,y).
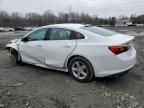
81,26 -> 117,36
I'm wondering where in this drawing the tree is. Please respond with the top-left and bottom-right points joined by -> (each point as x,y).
1,10 -> 143,27
43,10 -> 57,25
26,12 -> 42,26
0,11 -> 10,27
109,17 -> 116,26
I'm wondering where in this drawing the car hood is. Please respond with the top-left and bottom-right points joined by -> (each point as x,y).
9,39 -> 19,43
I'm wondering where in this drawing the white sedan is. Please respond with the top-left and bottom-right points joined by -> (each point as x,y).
0,27 -> 14,32
6,24 -> 136,82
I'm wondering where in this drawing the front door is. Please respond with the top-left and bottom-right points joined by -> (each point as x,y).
19,28 -> 48,65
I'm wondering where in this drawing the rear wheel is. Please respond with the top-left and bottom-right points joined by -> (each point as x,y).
68,57 -> 94,82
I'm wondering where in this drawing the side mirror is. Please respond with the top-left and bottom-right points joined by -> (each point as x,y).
21,37 -> 28,42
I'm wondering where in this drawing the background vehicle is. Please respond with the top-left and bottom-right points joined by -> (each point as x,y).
6,24 -> 136,82
14,27 -> 25,31
4,27 -> 14,32
0,27 -> 4,32
0,27 -> 14,32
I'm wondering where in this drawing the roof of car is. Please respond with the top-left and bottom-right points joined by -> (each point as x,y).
43,23 -> 87,29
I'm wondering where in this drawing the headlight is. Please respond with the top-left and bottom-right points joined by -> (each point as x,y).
8,42 -> 12,44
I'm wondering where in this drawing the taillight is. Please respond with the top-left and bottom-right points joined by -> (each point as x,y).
108,46 -> 130,55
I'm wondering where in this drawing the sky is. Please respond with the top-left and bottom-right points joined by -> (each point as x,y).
0,0 -> 144,18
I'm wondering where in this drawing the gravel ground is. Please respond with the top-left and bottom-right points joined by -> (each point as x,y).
0,27 -> 144,108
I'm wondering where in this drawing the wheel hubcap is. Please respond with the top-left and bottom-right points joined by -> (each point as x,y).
72,61 -> 88,80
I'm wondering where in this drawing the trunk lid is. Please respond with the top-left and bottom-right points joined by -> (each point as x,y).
106,34 -> 135,55
106,34 -> 135,45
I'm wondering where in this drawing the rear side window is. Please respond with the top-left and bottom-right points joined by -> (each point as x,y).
81,26 -> 117,36
49,28 -> 73,40
75,32 -> 85,39
48,28 -> 85,40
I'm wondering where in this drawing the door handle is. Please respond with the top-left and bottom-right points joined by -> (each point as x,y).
63,45 -> 71,48
36,44 -> 42,47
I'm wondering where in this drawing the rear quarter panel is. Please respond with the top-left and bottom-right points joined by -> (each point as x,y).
68,38 -> 110,74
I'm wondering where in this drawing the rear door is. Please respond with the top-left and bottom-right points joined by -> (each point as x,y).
43,28 -> 77,68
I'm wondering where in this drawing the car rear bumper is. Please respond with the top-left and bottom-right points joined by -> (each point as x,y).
94,62 -> 135,77
92,46 -> 136,77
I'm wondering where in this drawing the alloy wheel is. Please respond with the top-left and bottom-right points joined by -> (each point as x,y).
72,61 -> 88,80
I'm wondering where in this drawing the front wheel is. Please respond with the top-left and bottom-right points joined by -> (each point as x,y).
68,57 -> 94,82
9,49 -> 22,64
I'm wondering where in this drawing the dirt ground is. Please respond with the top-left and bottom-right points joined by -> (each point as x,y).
0,27 -> 144,108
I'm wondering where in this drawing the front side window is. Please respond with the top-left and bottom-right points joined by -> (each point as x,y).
27,28 -> 47,41
81,26 -> 117,36
49,28 -> 73,40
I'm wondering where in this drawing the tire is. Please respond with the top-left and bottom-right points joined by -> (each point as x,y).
68,57 -> 94,82
10,49 -> 22,64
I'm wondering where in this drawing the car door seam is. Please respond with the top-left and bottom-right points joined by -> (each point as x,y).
63,39 -> 77,68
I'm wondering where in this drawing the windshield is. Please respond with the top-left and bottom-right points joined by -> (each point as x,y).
81,26 -> 117,36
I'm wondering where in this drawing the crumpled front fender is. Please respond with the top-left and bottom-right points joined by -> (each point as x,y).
6,39 -> 19,51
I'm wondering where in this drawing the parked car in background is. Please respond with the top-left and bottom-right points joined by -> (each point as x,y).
6,24 -> 136,82
24,27 -> 33,31
24,27 -> 37,31
0,27 -> 14,32
0,27 -> 4,32
3,27 -> 14,32
14,27 -> 25,31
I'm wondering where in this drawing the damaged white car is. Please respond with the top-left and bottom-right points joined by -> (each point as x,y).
6,24 -> 136,82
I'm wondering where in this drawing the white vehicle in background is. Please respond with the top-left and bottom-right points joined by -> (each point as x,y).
24,27 -> 37,31
6,24 -> 136,82
4,27 -> 15,32
0,27 -> 4,32
0,27 -> 14,32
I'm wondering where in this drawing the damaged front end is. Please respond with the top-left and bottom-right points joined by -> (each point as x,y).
6,38 -> 20,51
6,38 -> 22,64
